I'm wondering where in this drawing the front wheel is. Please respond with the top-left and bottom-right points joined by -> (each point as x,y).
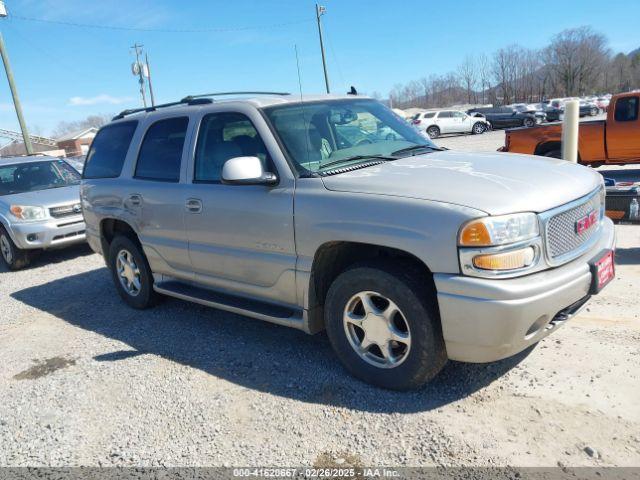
523,117 -> 535,128
0,226 -> 30,271
108,235 -> 160,309
472,122 -> 487,135
324,261 -> 447,390
590,107 -> 598,116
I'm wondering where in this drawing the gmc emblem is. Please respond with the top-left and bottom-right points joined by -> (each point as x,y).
576,210 -> 598,234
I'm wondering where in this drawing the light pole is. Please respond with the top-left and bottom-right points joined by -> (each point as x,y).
0,1 -> 33,154
315,4 -> 330,94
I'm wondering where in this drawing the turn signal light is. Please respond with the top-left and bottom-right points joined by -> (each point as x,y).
459,221 -> 492,246
473,247 -> 535,271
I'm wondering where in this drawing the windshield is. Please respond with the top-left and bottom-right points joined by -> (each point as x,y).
263,99 -> 436,174
0,160 -> 80,196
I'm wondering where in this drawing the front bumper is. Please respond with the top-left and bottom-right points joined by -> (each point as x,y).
8,215 -> 86,250
434,217 -> 615,363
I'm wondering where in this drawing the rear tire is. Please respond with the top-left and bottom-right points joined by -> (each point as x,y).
523,117 -> 535,128
324,260 -> 447,390
426,125 -> 440,139
590,107 -> 598,116
108,235 -> 160,309
0,226 -> 30,271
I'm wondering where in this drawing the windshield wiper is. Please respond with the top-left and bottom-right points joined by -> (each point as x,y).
391,144 -> 445,156
319,154 -> 397,170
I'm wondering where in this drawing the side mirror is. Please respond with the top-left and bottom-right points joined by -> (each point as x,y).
221,156 -> 277,186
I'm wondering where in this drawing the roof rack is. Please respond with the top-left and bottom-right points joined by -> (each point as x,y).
112,91 -> 291,121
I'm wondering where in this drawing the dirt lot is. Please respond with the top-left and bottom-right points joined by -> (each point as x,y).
0,140 -> 638,468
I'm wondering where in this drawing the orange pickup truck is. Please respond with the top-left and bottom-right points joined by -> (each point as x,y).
502,92 -> 640,167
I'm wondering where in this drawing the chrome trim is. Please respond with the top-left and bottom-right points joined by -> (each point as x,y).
459,237 -> 545,279
539,187 -> 604,267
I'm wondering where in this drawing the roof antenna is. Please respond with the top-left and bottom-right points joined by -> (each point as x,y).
348,86 -> 358,95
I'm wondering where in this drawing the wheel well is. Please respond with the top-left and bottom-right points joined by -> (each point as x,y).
534,141 -> 561,157
307,242 -> 435,333
100,219 -> 139,260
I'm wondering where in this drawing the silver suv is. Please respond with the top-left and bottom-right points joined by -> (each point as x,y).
0,156 -> 86,270
81,93 -> 615,390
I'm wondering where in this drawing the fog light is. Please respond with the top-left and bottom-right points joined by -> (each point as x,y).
473,247 -> 535,271
27,234 -> 38,242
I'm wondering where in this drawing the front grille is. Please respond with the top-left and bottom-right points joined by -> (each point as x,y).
545,190 -> 602,260
49,203 -> 82,219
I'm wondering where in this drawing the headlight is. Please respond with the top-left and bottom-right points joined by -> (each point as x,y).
10,205 -> 47,221
458,213 -> 539,247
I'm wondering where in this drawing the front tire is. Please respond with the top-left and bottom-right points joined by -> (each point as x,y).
523,117 -> 535,128
0,226 -> 30,271
472,122 -> 486,135
590,107 -> 598,116
108,235 -> 160,309
324,261 -> 447,390
426,125 -> 440,139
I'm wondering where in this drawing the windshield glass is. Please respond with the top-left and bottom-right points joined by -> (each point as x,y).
263,99 -> 436,174
0,160 -> 80,196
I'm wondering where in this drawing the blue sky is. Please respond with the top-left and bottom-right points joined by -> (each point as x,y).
0,0 -> 638,137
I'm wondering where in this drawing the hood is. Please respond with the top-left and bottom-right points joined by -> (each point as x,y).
321,151 -> 602,215
0,185 -> 80,208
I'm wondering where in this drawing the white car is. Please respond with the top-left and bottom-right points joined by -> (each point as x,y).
411,110 -> 489,138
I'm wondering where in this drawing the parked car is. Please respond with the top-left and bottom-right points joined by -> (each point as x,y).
528,103 -> 564,122
81,93 -> 615,390
0,156 -> 86,270
412,109 -> 489,138
501,92 -> 640,167
579,101 -> 600,117
510,104 -> 547,123
596,97 -> 610,112
466,106 -> 540,129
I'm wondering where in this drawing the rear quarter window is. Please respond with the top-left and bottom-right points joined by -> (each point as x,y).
83,121 -> 138,179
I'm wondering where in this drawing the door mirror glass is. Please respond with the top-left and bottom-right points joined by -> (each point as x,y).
221,156 -> 277,185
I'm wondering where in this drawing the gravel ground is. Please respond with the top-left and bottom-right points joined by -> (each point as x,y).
0,130 -> 639,468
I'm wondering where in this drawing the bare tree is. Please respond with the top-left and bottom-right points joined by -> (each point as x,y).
52,114 -> 112,139
457,55 -> 477,104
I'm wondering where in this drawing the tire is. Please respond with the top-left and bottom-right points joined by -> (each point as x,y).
543,149 -> 562,159
108,235 -> 160,309
472,122 -> 486,135
523,117 -> 535,128
426,125 -> 440,139
590,107 -> 598,116
324,260 -> 447,390
0,225 -> 30,271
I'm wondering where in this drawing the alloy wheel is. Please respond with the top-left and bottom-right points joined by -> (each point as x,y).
0,235 -> 12,264
116,249 -> 142,297
343,291 -> 411,368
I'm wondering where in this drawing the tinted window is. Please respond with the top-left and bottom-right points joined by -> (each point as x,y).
439,111 -> 453,118
194,112 -> 270,183
614,97 -> 639,122
452,111 -> 465,118
135,117 -> 189,182
83,121 -> 137,179
424,112 -> 436,118
0,160 -> 80,196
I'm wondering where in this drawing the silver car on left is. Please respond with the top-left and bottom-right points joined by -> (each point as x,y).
0,155 -> 86,270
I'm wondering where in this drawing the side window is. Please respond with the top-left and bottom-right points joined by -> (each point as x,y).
424,112 -> 436,119
614,97 -> 639,122
452,111 -> 465,118
135,117 -> 189,182
83,121 -> 137,179
194,112 -> 270,183
439,111 -> 453,118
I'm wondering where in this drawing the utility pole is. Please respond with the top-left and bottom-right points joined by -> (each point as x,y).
0,2 -> 33,154
130,43 -> 147,107
315,4 -> 330,94
145,52 -> 155,107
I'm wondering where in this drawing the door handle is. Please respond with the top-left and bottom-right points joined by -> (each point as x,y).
185,198 -> 203,213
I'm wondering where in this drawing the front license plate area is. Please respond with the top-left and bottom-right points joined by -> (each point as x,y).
589,249 -> 615,294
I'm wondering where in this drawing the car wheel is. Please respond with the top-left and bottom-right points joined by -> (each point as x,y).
0,225 -> 30,271
543,149 -> 562,159
426,126 -> 440,139
590,107 -> 598,116
523,117 -> 535,128
108,235 -> 160,309
324,260 -> 447,390
472,122 -> 486,135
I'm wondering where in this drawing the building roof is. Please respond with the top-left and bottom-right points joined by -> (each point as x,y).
56,127 -> 98,142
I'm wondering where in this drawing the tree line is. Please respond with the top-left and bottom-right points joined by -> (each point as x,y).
384,26 -> 640,110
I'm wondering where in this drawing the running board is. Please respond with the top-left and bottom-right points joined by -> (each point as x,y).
154,280 -> 307,331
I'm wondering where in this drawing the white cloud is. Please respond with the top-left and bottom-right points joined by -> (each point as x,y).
68,94 -> 133,106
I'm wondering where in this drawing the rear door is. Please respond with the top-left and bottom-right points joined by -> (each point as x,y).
436,111 -> 455,133
607,95 -> 640,162
131,116 -> 193,278
183,109 -> 297,305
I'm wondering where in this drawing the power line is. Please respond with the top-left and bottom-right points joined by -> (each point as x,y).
8,14 -> 313,33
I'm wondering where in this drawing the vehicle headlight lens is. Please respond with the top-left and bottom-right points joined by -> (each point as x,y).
459,213 -> 539,247
10,205 -> 47,221
472,247 -> 536,271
